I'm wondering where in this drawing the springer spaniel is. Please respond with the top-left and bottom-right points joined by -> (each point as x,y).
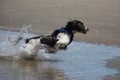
21,20 -> 89,58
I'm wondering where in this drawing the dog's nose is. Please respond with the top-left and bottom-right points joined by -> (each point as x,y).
85,27 -> 87,30
83,27 -> 89,34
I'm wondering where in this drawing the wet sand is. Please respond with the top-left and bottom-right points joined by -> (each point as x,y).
0,0 -> 120,47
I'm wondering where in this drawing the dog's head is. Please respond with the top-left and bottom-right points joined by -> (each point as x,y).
65,20 -> 89,34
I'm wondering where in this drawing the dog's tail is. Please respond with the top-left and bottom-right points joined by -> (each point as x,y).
25,35 -> 44,44
25,39 -> 29,44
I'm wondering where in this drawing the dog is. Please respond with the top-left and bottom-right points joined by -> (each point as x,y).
22,20 -> 89,57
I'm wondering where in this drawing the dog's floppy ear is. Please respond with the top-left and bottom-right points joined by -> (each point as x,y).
66,20 -> 83,30
66,20 -> 76,29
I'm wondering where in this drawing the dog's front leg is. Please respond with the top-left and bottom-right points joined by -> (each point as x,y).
45,45 -> 60,54
45,43 -> 67,54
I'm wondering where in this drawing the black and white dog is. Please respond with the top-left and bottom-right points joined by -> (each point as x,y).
22,20 -> 89,57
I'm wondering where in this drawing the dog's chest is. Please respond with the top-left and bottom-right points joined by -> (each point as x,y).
56,33 -> 70,45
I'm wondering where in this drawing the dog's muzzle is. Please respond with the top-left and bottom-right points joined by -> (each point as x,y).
83,27 -> 89,34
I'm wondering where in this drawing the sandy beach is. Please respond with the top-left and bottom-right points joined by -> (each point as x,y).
0,0 -> 120,47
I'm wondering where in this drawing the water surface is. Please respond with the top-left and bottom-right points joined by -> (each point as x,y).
0,29 -> 120,80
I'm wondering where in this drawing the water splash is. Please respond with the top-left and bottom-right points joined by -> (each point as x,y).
0,25 -> 50,60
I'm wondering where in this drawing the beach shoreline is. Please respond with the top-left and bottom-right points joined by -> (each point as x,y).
0,0 -> 120,48
0,25 -> 119,48
0,26 -> 120,47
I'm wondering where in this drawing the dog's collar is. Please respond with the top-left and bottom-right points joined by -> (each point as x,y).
52,27 -> 73,37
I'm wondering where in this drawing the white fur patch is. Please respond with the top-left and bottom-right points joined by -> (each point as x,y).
56,33 -> 70,45
20,39 -> 41,58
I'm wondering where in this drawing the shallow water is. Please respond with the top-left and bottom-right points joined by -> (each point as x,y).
0,29 -> 120,80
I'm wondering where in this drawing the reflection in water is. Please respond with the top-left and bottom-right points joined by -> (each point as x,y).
0,60 -> 68,80
103,57 -> 120,80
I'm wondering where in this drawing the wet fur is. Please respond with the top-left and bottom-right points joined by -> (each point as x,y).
22,20 -> 89,56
